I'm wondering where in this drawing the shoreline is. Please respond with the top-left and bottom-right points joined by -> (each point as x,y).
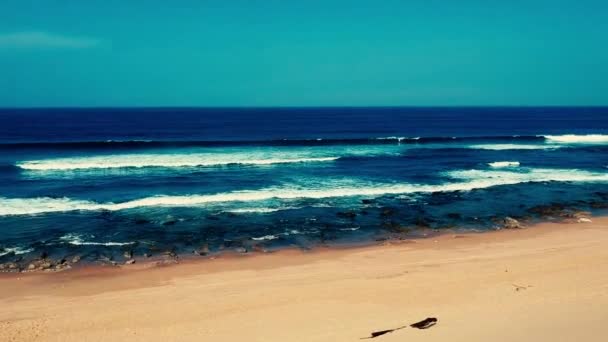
0,214 -> 589,280
1,217 -> 607,341
0,214 -> 598,281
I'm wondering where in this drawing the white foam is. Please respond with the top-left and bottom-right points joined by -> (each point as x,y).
16,144 -> 405,172
0,246 -> 34,257
1,168 -> 606,216
469,144 -> 558,150
251,235 -> 278,241
376,136 -> 417,142
488,161 -> 520,168
17,154 -> 339,171
447,168 -> 608,185
226,206 -> 301,214
544,134 -> 608,144
59,234 -> 134,246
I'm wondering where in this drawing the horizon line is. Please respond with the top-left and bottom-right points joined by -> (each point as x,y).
1,105 -> 608,110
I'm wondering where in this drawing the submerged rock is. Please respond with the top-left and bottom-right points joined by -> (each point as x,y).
414,217 -> 432,228
125,259 -> 136,265
590,201 -> 608,209
380,208 -> 396,217
194,244 -> 210,256
234,247 -> 247,254
569,211 -> 591,219
336,211 -> 357,219
123,250 -> 133,259
528,204 -> 566,218
71,255 -> 81,264
447,213 -> 462,219
503,217 -> 523,229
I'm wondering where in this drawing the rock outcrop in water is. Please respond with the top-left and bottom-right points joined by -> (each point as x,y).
336,210 -> 357,219
503,217 -> 523,229
194,244 -> 210,256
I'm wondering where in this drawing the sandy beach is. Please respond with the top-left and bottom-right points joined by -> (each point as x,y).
1,218 -> 607,342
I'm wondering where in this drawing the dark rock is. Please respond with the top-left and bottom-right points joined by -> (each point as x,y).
381,221 -> 409,233
134,218 -> 151,224
336,211 -> 357,219
590,201 -> 608,209
503,217 -> 523,229
361,199 -> 374,204
447,213 -> 462,219
380,208 -> 396,217
251,244 -> 269,253
194,244 -> 210,256
414,217 -> 431,228
99,255 -> 117,266
528,203 -> 566,217
162,220 -> 177,226
206,215 -> 220,221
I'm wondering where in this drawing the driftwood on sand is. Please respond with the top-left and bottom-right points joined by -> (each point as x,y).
410,317 -> 438,329
361,317 -> 438,339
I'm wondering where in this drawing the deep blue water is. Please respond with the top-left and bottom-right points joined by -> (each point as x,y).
0,107 -> 607,265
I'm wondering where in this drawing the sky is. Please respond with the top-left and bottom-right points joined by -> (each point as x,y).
0,0 -> 607,107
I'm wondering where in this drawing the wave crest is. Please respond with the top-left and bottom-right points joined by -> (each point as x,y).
543,134 -> 608,144
59,233 -> 135,246
1,167 -> 607,216
17,154 -> 339,171
488,161 -> 520,168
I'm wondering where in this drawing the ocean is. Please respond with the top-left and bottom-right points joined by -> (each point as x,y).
1,107 -> 607,264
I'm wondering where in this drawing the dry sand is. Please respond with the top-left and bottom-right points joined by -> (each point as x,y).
1,218 -> 608,341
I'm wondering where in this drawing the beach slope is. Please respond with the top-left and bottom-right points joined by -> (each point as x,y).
1,219 -> 608,341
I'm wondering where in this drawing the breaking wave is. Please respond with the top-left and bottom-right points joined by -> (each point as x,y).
1,167 -> 607,216
59,233 -> 135,246
543,134 -> 608,144
488,161 -> 520,168
0,246 -> 34,257
17,154 -> 340,171
469,144 -> 559,150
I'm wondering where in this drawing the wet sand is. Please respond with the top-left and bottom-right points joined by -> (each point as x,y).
1,218 -> 608,341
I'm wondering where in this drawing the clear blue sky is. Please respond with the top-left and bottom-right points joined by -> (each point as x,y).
1,0 -> 607,107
